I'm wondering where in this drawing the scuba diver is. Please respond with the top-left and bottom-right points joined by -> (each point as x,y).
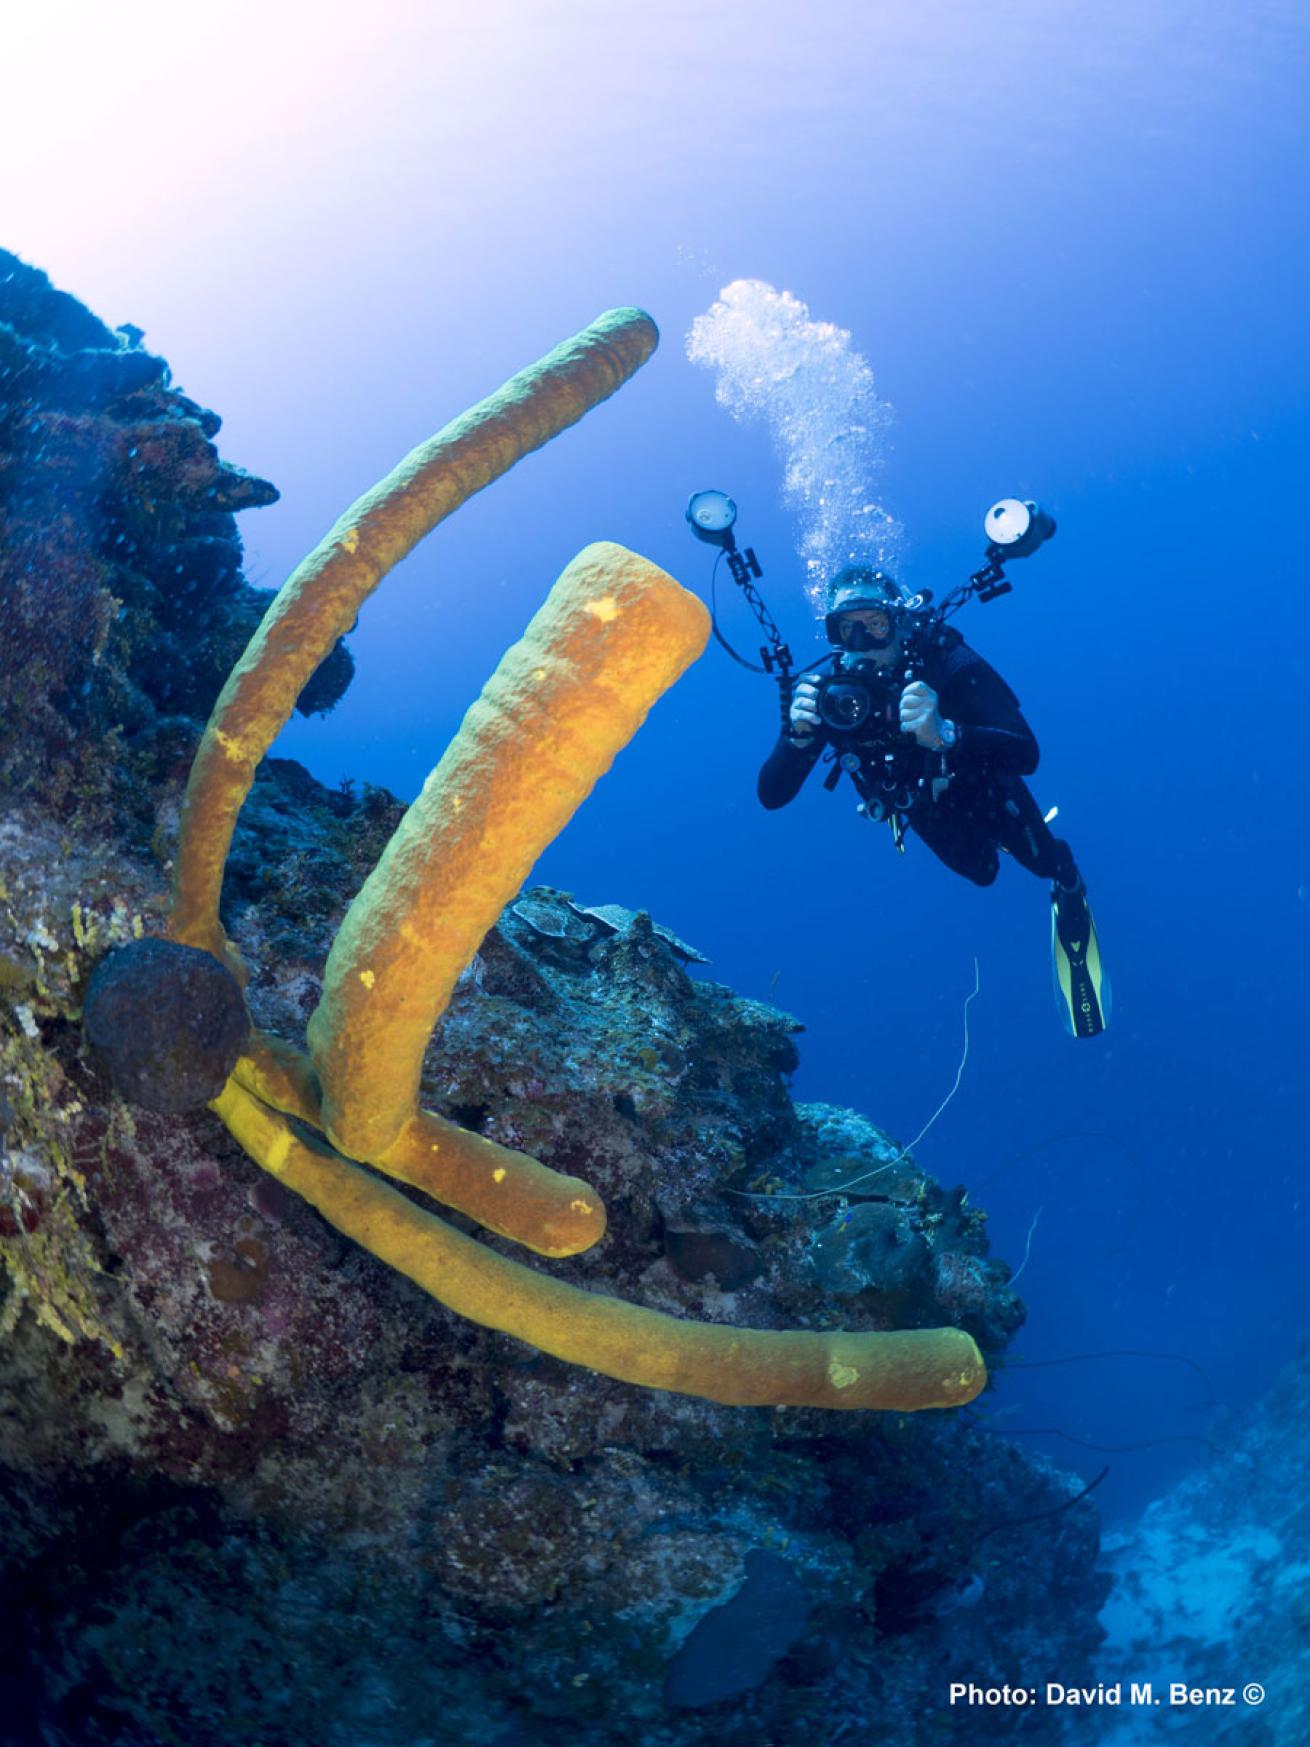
685,488 -> 1108,1036
755,564 -> 1109,1038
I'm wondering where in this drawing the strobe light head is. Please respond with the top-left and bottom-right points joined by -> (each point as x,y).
985,498 -> 1057,559
686,489 -> 739,549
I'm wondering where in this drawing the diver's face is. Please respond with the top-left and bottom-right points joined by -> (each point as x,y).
837,608 -> 897,660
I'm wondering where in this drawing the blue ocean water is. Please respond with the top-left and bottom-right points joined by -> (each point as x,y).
35,0 -> 1307,1529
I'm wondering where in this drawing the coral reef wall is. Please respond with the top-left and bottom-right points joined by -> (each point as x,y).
1,257 -> 1109,1747
0,250 -> 351,823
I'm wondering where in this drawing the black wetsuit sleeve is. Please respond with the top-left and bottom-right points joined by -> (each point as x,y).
939,643 -> 1040,776
758,734 -> 824,809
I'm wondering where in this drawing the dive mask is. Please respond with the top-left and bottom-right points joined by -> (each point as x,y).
825,599 -> 898,651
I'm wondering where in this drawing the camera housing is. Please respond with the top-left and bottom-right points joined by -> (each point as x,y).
812,661 -> 908,739
816,674 -> 875,734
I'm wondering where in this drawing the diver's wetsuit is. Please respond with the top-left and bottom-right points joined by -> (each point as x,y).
757,626 -> 1080,888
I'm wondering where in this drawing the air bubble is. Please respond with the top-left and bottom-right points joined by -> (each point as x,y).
687,280 -> 903,613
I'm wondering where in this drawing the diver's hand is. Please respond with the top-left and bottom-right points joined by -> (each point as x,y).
900,680 -> 947,749
788,678 -> 822,742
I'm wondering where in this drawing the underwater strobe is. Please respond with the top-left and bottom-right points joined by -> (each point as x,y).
685,491 -> 794,691
961,498 -> 1058,605
986,498 -> 1056,559
685,489 -> 740,550
684,488 -> 1058,717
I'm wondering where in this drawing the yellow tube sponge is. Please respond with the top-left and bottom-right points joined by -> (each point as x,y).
234,1032 -> 604,1258
375,1109 -> 606,1260
306,542 -> 710,1161
171,307 -> 659,968
211,1078 -> 986,1413
169,296 -> 985,1416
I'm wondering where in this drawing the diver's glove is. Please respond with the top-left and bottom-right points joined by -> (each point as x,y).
787,677 -> 823,745
900,680 -> 957,751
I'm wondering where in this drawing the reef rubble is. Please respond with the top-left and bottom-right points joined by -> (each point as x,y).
0,253 -> 1110,1746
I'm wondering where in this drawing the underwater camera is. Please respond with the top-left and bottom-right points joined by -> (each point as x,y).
817,674 -> 875,733
812,660 -> 912,741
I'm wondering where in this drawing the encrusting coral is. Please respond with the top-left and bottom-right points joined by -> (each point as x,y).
169,308 -> 986,1413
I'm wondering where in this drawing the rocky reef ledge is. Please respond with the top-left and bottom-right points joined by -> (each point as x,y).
1092,1342 -> 1310,1746
1,254 -> 1108,1746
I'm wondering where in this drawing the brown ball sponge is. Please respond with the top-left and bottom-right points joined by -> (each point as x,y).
83,938 -> 248,1113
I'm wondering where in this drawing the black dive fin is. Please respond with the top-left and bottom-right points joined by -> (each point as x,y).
1051,882 -> 1110,1039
